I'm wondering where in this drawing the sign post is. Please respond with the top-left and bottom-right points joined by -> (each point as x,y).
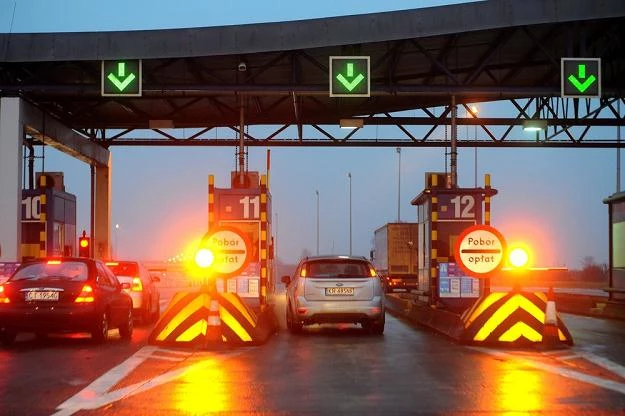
455,224 -> 506,278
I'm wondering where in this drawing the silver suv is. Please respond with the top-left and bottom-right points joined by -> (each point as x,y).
282,255 -> 385,335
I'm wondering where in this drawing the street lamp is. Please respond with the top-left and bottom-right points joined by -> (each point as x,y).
396,147 -> 401,222
348,172 -> 352,256
114,223 -> 120,258
315,190 -> 320,255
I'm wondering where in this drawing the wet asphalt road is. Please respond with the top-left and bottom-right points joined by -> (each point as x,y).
1,287 -> 625,415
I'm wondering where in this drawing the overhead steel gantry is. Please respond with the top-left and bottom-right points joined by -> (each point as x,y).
1,0 -> 625,149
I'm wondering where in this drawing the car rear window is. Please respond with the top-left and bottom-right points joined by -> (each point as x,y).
106,262 -> 139,277
305,260 -> 370,278
11,261 -> 89,282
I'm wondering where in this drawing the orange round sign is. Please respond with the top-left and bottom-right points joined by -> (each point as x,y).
454,224 -> 506,277
201,226 -> 251,278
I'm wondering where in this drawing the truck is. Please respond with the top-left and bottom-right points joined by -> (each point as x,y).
371,223 -> 419,293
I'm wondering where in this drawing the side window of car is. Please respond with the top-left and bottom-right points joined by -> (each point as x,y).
104,266 -> 120,287
95,263 -> 114,288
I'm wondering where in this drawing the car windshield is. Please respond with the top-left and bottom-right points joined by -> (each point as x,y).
106,262 -> 139,277
11,261 -> 88,282
306,260 -> 369,278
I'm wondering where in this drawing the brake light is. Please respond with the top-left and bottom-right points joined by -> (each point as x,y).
47,260 -> 62,265
105,262 -> 119,266
300,268 -> 307,277
369,266 -> 377,277
0,286 -> 10,304
75,284 -> 94,303
131,277 -> 143,292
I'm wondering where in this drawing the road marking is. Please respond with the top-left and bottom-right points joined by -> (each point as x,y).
471,348 -> 625,395
579,352 -> 625,380
53,346 -> 243,416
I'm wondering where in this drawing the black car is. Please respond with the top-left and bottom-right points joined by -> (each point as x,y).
0,257 -> 134,345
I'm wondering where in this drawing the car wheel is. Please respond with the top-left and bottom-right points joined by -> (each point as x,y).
287,304 -> 302,334
368,314 -> 385,336
91,310 -> 109,344
119,309 -> 133,340
152,299 -> 160,322
0,328 -> 17,347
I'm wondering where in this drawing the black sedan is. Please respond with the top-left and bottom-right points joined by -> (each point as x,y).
0,257 -> 134,345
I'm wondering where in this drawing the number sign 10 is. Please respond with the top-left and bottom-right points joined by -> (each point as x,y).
22,196 -> 42,220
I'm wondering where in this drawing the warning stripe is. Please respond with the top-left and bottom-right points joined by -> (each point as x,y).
483,174 -> 492,295
208,175 -> 215,230
217,292 -> 257,343
150,292 -> 210,343
462,291 -> 573,345
260,175 -> 268,306
430,173 -> 438,305
39,177 -> 47,258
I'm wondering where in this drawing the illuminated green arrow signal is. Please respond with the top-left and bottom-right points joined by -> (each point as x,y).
107,62 -> 136,92
336,63 -> 365,92
567,64 -> 597,93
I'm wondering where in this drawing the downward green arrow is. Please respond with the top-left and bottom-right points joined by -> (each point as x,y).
336,63 -> 365,92
567,64 -> 597,93
107,62 -> 136,92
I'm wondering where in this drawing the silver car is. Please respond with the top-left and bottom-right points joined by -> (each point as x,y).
282,255 -> 385,335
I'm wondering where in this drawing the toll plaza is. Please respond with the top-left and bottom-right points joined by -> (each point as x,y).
383,172 -> 574,347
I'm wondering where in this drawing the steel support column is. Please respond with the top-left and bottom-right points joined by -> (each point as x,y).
94,155 -> 112,260
0,97 -> 24,261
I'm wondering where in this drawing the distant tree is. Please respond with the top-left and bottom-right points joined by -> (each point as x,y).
580,256 -> 608,283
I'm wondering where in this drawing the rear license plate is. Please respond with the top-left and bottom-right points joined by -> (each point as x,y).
325,287 -> 354,296
25,291 -> 59,301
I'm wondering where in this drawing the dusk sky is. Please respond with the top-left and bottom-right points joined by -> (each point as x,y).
1,0 -> 622,268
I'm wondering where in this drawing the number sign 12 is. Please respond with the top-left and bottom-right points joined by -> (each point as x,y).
450,195 -> 475,219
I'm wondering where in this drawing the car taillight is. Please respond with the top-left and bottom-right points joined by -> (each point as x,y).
0,286 -> 10,304
131,277 -> 143,292
75,284 -> 94,303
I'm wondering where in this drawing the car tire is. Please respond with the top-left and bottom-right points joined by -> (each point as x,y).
91,310 -> 109,344
368,314 -> 385,336
119,309 -> 133,340
286,304 -> 302,334
0,328 -> 17,347
152,299 -> 160,322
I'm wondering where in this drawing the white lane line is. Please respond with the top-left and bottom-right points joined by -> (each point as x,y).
53,347 -> 242,416
579,353 -> 625,380
471,347 -> 625,396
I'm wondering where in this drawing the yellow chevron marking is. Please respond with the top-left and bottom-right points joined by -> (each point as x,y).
558,329 -> 566,341
474,294 -> 545,341
156,293 -> 209,341
432,211 -> 438,222
209,194 -> 214,203
261,193 -> 267,203
465,292 -> 507,328
221,293 -> 256,326
208,175 -> 214,185
175,319 -> 207,342
40,194 -> 46,204
261,212 -> 267,221
498,321 -> 542,342
220,307 -> 252,342
40,213 -> 46,222
431,230 -> 437,240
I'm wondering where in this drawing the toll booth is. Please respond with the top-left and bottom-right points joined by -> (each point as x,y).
603,191 -> 625,301
208,171 -> 274,310
21,172 -> 77,260
411,172 -> 497,312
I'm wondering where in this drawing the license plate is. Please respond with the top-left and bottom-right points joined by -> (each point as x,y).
325,287 -> 354,296
25,291 -> 59,301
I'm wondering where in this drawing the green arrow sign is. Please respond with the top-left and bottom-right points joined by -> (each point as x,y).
561,58 -> 601,98
101,60 -> 142,97
330,56 -> 370,97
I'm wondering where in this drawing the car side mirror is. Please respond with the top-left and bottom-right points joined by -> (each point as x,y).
281,275 -> 291,285
150,275 -> 161,282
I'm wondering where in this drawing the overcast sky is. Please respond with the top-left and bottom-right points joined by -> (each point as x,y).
1,0 -> 622,268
